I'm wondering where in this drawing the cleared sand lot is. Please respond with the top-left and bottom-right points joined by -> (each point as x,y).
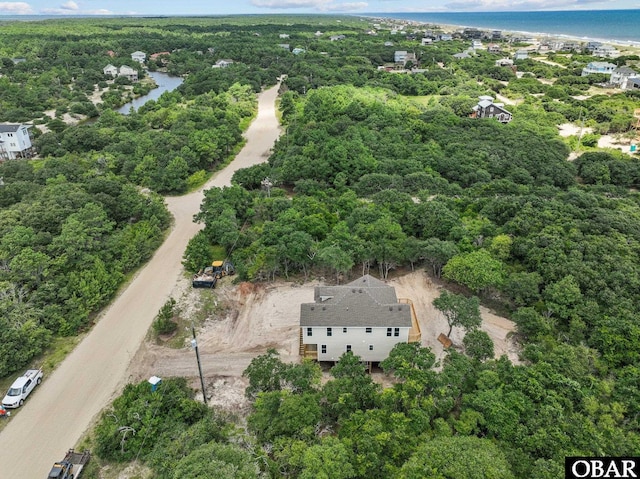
132,270 -> 519,413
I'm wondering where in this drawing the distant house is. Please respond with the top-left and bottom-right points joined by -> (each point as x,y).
581,61 -> 617,76
103,64 -> 118,76
513,49 -> 529,60
471,39 -> 483,50
11,58 -> 26,65
626,77 -> 640,91
314,31 -> 323,37
279,33 -> 290,39
453,52 -> 471,59
103,64 -> 138,81
394,50 -> 416,66
131,51 -> 146,63
463,28 -> 482,39
495,58 -> 514,67
394,50 -> 408,63
299,275 -> 421,363
330,34 -> 346,41
106,50 -> 116,57
292,48 -> 305,55
213,59 -> 234,68
278,44 -> 290,51
0,124 -> 34,160
561,41 -> 582,52
384,41 -> 394,47
118,65 -> 138,81
593,45 -> 619,58
471,96 -> 513,123
487,43 -> 501,53
421,37 -> 433,45
585,41 -> 603,52
611,67 -> 638,89
438,33 -> 453,41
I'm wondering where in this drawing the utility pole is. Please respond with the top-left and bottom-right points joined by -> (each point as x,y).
191,326 -> 207,405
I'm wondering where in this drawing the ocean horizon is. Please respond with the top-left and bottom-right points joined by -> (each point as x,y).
0,10 -> 639,46
366,10 -> 640,46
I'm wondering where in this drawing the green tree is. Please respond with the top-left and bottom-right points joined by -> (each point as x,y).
462,329 -> 494,362
433,291 -> 482,337
171,442 -> 259,479
399,436 -> 515,479
443,249 -> 506,292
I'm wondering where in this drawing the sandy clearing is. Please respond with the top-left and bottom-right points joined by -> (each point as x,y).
558,122 -> 636,156
132,270 -> 520,413
0,81 -> 282,478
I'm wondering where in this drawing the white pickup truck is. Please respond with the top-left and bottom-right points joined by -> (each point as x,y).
2,368 -> 43,408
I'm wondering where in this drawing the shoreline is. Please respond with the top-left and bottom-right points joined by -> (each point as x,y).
362,12 -> 640,52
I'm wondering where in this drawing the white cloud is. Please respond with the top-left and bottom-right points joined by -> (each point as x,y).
252,0 -> 333,7
251,0 -> 367,10
445,0 -> 608,9
40,1 -> 112,15
61,0 -> 79,9
0,2 -> 34,14
325,2 -> 368,10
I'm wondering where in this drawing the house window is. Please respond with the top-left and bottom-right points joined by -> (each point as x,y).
387,328 -> 392,337
343,327 -> 347,333
369,345 -> 374,351
394,328 -> 400,337
327,327 -> 332,336
346,345 -> 352,352
307,327 -> 312,337
321,345 -> 327,354
366,327 -> 372,333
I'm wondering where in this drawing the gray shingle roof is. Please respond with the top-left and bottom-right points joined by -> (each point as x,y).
300,275 -> 412,328
0,124 -> 22,133
614,66 -> 637,75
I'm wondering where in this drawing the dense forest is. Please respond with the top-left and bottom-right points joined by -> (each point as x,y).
1,14 -> 640,479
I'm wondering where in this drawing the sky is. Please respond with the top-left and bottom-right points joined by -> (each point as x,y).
0,0 -> 637,16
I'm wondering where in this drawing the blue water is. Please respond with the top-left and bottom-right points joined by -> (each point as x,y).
117,71 -> 184,114
367,10 -> 640,45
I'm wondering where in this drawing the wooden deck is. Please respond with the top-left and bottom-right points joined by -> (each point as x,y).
399,298 -> 422,343
299,328 -> 317,359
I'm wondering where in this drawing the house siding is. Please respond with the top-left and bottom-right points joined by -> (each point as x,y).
0,125 -> 33,160
303,326 -> 410,362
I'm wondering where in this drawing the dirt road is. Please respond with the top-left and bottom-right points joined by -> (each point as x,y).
0,82 -> 282,477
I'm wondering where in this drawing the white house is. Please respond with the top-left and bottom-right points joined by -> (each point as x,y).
593,45 -> 619,58
611,67 -> 638,89
581,61 -> 617,76
103,64 -> 118,76
212,59 -> 234,68
299,275 -> 421,363
131,51 -> 146,63
513,49 -> 529,60
118,65 -> 138,81
0,124 -> 34,160
279,33 -> 290,39
471,96 -> 513,123
292,48 -> 305,55
495,58 -> 514,67
471,39 -> 483,50
103,65 -> 138,81
394,50 -> 408,63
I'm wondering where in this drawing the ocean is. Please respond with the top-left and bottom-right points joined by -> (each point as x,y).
367,10 -> 640,45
